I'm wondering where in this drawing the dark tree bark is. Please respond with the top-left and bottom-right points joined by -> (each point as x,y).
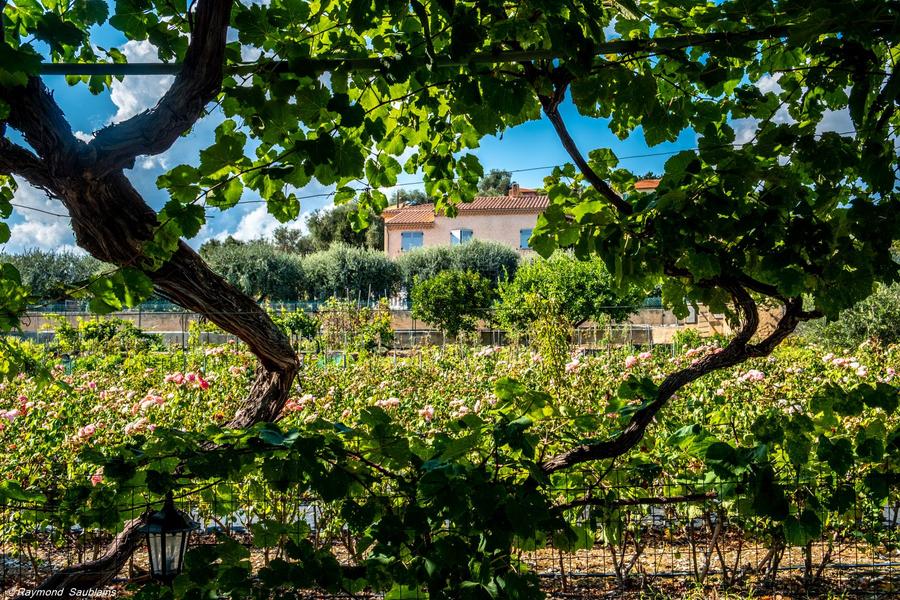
529,71 -> 819,474
21,514 -> 148,595
1,0 -> 300,594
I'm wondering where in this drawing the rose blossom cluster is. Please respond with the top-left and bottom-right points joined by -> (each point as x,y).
77,423 -> 98,439
624,351 -> 654,369
133,394 -> 165,414
738,369 -> 766,382
163,371 -> 210,390
374,397 -> 401,410
417,405 -> 435,422
565,357 -> 582,374
124,417 -> 155,435
285,394 -> 316,412
448,399 -> 470,419
822,353 -> 869,377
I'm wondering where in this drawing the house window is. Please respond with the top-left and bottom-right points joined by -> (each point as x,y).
450,229 -> 473,245
519,228 -> 533,249
400,231 -> 424,252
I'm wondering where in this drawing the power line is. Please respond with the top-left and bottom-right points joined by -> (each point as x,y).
9,202 -> 69,218
4,128 -> 866,218
228,129 -> 860,206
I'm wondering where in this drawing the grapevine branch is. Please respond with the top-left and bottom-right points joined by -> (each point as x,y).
540,287 -> 811,474
32,17 -> 900,77
1,0 -> 301,593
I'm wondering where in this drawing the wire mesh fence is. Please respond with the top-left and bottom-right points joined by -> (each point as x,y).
3,475 -> 899,598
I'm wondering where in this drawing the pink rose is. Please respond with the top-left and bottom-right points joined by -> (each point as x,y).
90,469 -> 103,486
739,369 -> 765,382
418,405 -> 435,422
164,372 -> 185,385
624,355 -> 639,369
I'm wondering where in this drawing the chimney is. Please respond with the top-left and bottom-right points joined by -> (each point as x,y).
509,182 -> 520,197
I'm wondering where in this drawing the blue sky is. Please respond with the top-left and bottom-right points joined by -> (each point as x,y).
14,15 -> 822,254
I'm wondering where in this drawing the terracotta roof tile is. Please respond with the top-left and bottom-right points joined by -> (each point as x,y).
461,195 -> 549,210
635,178 -> 661,190
383,195 -> 549,226
384,183 -> 660,226
383,206 -> 435,225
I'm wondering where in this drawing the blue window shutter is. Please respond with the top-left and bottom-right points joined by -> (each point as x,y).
520,228 -> 533,249
402,231 -> 424,251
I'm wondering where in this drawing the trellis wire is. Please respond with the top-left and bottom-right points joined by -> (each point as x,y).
2,475 -> 899,598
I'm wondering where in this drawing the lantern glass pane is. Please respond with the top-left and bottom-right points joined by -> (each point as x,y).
148,532 -> 187,577
148,533 -> 163,575
164,532 -> 184,573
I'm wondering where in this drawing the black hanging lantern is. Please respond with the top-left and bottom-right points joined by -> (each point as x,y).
138,492 -> 199,584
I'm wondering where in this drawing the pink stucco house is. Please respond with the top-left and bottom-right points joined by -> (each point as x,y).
381,180 -> 660,258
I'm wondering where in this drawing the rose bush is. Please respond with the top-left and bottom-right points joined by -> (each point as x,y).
2,332 -> 900,595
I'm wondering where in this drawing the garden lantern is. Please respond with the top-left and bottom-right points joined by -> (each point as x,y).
138,492 -> 198,584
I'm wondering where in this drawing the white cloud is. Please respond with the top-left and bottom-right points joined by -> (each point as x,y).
732,118 -> 758,145
138,153 -> 172,170
4,183 -> 76,253
756,73 -> 783,95
816,108 -> 853,135
108,40 -> 175,123
73,130 -> 94,142
227,205 -> 308,242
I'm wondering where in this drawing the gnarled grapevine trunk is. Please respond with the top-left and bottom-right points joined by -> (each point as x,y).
0,0 -> 304,594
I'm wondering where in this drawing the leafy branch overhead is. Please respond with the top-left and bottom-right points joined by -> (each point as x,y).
0,0 -> 898,594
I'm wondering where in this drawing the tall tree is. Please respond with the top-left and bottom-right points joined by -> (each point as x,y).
478,169 -> 513,195
272,226 -> 314,255
389,188 -> 429,206
2,250 -> 102,302
307,203 -> 383,251
0,0 -> 899,594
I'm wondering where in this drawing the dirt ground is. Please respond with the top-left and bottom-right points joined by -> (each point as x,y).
4,531 -> 900,599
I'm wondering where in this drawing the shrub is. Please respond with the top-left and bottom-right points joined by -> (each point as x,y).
271,309 -> 319,345
302,243 -> 400,300
201,242 -> 305,302
396,240 -> 519,291
411,270 -> 494,337
3,250 -> 103,302
800,282 -> 900,349
495,252 -> 644,332
53,316 -> 161,354
395,245 -> 454,291
451,239 -> 520,285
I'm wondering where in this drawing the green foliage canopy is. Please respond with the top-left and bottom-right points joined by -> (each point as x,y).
411,270 -> 494,337
302,243 -> 400,300
397,240 -> 519,291
496,252 -> 645,331
2,250 -> 102,303
478,169 -> 513,195
200,241 -> 305,302
801,282 -> 900,349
